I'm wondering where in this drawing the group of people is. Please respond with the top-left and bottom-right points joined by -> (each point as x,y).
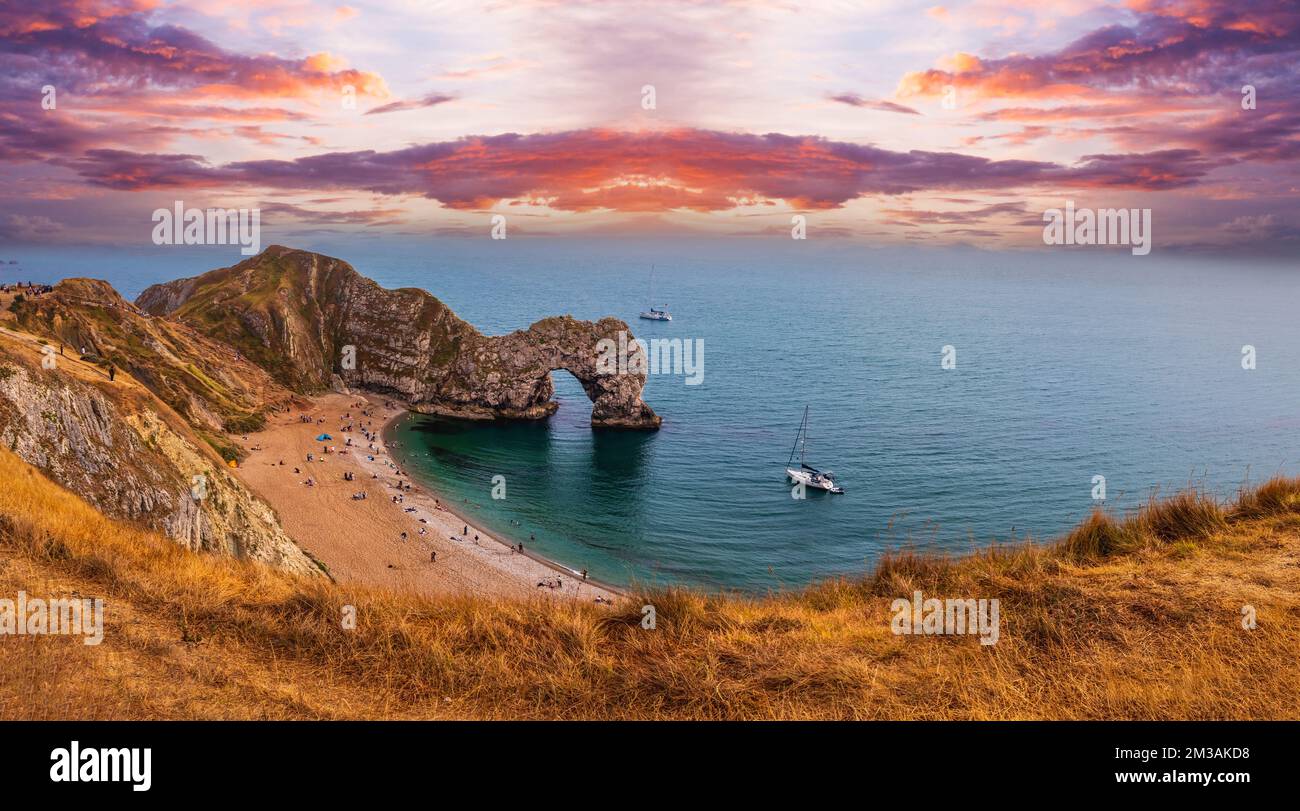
2,281 -> 53,296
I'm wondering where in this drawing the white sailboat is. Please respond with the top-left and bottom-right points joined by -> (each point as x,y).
786,406 -> 844,494
639,265 -> 672,321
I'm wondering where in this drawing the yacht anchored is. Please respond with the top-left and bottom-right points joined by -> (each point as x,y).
639,265 -> 672,321
785,405 -> 844,494
639,306 -> 672,321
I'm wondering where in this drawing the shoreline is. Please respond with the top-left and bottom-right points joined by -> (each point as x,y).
231,391 -> 621,603
378,408 -> 629,598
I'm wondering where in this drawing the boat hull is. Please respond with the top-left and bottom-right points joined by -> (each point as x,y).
786,467 -> 844,494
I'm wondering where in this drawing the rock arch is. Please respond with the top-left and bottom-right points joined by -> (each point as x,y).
136,247 -> 661,430
425,316 -> 662,430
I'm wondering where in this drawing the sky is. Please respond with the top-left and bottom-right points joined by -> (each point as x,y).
1,0 -> 1298,255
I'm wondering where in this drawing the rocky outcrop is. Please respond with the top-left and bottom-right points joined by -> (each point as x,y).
133,275 -> 201,317
137,246 -> 661,429
0,338 -> 322,578
438,316 -> 661,428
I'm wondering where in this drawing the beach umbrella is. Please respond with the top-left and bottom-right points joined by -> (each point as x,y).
316,433 -> 333,441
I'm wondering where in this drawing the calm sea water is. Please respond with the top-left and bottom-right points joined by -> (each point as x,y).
10,239 -> 1300,591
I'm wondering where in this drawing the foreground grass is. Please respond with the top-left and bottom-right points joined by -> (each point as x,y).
1,448 -> 1298,719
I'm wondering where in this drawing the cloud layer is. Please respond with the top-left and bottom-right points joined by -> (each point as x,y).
60,129 -> 1221,211
0,0 -> 1297,251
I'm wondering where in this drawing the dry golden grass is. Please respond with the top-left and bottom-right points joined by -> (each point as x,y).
1,448 -> 1298,720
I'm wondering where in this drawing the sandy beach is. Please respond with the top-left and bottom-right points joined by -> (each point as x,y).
232,392 -> 619,603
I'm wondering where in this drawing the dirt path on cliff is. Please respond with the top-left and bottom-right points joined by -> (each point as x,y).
231,392 -> 618,603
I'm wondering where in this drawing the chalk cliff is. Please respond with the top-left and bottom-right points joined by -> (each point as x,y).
0,333 -> 322,578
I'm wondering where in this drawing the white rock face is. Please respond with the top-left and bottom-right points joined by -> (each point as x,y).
0,356 -> 322,579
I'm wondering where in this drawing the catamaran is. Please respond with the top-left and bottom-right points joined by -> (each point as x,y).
786,405 -> 844,494
639,265 -> 672,321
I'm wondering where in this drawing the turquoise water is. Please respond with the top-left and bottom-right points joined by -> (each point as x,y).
13,239 -> 1300,591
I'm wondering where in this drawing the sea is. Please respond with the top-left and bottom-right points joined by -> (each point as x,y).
9,237 -> 1300,591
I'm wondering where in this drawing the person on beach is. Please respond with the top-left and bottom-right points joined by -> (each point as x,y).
430,551 -> 436,562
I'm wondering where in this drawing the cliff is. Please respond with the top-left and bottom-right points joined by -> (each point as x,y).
0,329 -> 322,578
137,246 -> 661,429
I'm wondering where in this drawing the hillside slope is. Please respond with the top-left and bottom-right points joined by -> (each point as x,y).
9,278 -> 295,441
2,446 -> 1297,720
0,328 -> 321,578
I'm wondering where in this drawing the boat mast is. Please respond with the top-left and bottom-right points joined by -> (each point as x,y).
801,405 -> 808,465
787,405 -> 808,466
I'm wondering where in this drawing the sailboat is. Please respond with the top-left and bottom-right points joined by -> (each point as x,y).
639,265 -> 672,321
786,406 -> 844,494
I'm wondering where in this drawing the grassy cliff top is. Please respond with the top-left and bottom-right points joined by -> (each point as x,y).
2,446 -> 1297,720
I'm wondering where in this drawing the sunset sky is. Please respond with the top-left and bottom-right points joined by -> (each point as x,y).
1,0 -> 1297,253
